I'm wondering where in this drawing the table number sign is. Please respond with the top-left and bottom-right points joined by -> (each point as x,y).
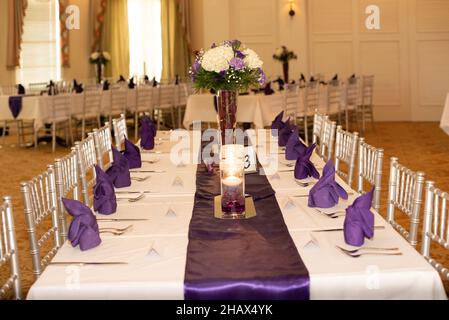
244,146 -> 257,173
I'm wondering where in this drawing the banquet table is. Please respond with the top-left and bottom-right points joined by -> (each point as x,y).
183,88 -> 331,130
440,93 -> 449,136
27,130 -> 447,300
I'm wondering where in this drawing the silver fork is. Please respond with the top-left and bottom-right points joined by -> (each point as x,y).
336,246 -> 402,258
142,160 -> 160,164
100,225 -> 133,235
336,245 -> 400,254
296,180 -> 316,187
117,193 -> 145,203
131,176 -> 151,182
315,209 -> 345,219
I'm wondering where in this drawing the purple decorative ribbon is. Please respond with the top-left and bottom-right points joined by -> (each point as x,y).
184,141 -> 310,300
8,96 -> 23,119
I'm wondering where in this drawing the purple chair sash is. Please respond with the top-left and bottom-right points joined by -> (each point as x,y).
184,142 -> 310,300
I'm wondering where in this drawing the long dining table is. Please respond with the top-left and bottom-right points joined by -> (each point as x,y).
27,129 -> 447,300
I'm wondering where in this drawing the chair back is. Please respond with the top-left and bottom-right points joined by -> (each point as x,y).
357,138 -> 384,212
135,86 -> 154,113
346,78 -> 360,108
327,80 -> 344,116
334,126 -> 358,187
21,166 -> 61,279
112,114 -> 128,150
362,75 -> 374,106
387,157 -> 425,247
74,134 -> 98,207
284,84 -> 300,121
158,85 -> 176,108
0,196 -> 22,300
318,118 -> 336,162
93,123 -> 113,170
54,151 -> 80,242
304,81 -> 320,114
50,94 -> 72,122
83,90 -> 102,119
421,181 -> 449,281
109,87 -> 127,118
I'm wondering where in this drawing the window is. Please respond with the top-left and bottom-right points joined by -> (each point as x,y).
128,0 -> 163,81
16,0 -> 61,85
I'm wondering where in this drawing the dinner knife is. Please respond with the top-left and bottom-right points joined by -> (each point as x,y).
313,226 -> 385,233
96,218 -> 149,222
49,262 -> 128,266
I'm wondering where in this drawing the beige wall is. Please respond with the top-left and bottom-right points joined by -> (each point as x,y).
195,0 -> 449,122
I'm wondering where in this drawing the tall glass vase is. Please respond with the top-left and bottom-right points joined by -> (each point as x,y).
283,62 -> 289,84
216,90 -> 238,145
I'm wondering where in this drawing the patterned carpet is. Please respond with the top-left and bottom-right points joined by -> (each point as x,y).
0,122 -> 448,299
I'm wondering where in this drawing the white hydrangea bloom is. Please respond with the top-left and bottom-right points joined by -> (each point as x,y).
103,52 -> 111,60
243,48 -> 263,69
90,52 -> 100,60
201,45 -> 234,73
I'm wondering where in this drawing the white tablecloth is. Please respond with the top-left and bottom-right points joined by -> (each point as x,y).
27,130 -> 447,300
440,93 -> 449,136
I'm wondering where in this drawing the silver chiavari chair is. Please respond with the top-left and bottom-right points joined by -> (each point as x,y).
74,134 -> 98,207
387,157 -> 425,247
303,82 -> 320,144
346,78 -> 361,132
422,181 -> 449,281
54,151 -> 80,242
80,90 -> 102,139
93,122 -> 113,170
112,113 -> 128,150
0,196 -> 22,300
37,94 -> 74,153
133,86 -> 154,140
318,118 -> 336,162
108,86 -> 127,125
361,75 -> 375,133
21,166 -> 62,279
312,111 -> 327,147
327,80 -> 347,129
334,126 -> 358,188
156,84 -> 176,130
357,138 -> 384,212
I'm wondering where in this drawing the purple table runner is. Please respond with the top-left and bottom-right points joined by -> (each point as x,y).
184,141 -> 310,300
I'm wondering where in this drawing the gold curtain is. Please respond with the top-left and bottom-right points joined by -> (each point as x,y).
101,0 -> 130,78
6,0 -> 28,69
161,0 -> 192,81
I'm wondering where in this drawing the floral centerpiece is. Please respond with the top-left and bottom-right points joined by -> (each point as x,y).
190,40 -> 266,144
273,46 -> 297,84
89,51 -> 111,84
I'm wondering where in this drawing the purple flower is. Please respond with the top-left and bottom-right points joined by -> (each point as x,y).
219,70 -> 226,78
229,58 -> 245,71
235,50 -> 246,59
190,59 -> 201,81
258,68 -> 267,85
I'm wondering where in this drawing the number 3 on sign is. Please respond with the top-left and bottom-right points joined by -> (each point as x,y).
244,146 -> 257,173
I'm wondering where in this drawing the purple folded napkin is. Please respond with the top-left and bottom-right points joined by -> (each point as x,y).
278,120 -> 295,147
8,96 -> 22,119
344,188 -> 375,246
285,127 -> 307,160
294,144 -> 320,180
93,165 -> 117,215
308,160 -> 348,208
106,146 -> 131,188
62,198 -> 101,251
271,111 -> 284,136
140,116 -> 157,150
17,84 -> 25,95
123,138 -> 141,169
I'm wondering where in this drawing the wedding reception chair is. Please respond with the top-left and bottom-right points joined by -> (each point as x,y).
0,196 -> 22,300
156,84 -> 176,130
303,81 -> 320,144
28,82 -> 47,94
74,134 -> 98,207
312,111 -> 327,147
36,94 -> 74,153
133,86 -> 154,140
79,90 -> 102,139
360,75 -> 375,133
112,114 -> 128,150
285,84 -> 309,144
54,151 -> 80,242
92,122 -> 113,170
108,86 -> 127,125
387,158 -> 425,247
356,138 -> 384,212
346,78 -> 361,132
317,118 -> 336,162
334,126 -> 358,187
421,181 -> 449,282
327,81 -> 347,129
21,165 -> 62,279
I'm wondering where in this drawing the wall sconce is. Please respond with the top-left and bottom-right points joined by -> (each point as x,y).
288,0 -> 296,18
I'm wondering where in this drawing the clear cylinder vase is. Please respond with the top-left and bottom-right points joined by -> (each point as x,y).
220,144 -> 245,217
216,90 -> 238,145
